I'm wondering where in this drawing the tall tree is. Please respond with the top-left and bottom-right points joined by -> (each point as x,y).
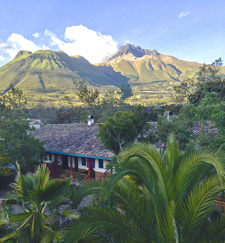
0,87 -> 44,174
65,135 -> 225,242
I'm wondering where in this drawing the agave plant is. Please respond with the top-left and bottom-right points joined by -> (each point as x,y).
0,163 -> 77,243
65,135 -> 225,243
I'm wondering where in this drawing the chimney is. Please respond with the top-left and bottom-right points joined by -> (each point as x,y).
164,111 -> 173,121
87,115 -> 94,125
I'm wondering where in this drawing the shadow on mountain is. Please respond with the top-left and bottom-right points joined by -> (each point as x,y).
95,65 -> 129,87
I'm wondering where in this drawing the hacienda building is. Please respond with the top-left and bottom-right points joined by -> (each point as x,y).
32,122 -> 113,180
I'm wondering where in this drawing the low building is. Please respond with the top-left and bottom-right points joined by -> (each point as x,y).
32,123 -> 113,180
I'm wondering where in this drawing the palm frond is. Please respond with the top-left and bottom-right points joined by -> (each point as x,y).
164,133 -> 181,174
64,207 -> 148,243
105,143 -> 169,213
179,176 -> 225,242
41,229 -> 63,243
175,149 -> 225,202
9,212 -> 32,223
31,177 -> 72,205
35,164 -> 50,190
110,178 -> 156,237
156,201 -> 179,243
202,215 -> 225,242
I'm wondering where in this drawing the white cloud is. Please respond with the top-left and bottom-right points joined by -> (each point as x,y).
45,25 -> 118,63
0,33 -> 42,59
0,25 -> 118,64
0,55 -> 4,61
44,30 -> 64,46
178,11 -> 190,18
32,32 -> 40,38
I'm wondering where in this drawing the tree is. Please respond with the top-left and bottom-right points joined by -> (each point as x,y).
60,82 -> 130,124
120,82 -> 133,100
74,80 -> 100,106
0,163 -> 76,243
167,59 -> 225,151
0,87 -> 44,174
65,135 -> 225,242
180,92 -> 225,151
157,113 -> 194,149
98,106 -> 151,154
172,58 -> 225,105
171,77 -> 195,104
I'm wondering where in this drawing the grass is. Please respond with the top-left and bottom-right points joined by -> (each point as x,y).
1,47 -> 225,107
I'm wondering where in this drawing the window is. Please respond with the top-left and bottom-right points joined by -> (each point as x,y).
48,154 -> 52,161
81,157 -> 86,166
98,159 -> 103,169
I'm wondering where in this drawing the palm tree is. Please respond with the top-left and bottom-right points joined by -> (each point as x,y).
0,163 -> 76,243
65,135 -> 225,242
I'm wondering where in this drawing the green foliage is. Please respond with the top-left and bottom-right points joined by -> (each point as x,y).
172,58 -> 225,106
167,59 -> 225,151
56,85 -> 132,124
0,163 -> 75,243
74,80 -> 100,106
158,92 -> 225,151
2,45 -> 222,107
98,105 -> 151,154
0,88 -> 44,174
171,77 -> 195,104
157,114 -> 194,149
120,82 -> 133,100
181,93 -> 225,150
0,49 -> 128,107
65,135 -> 225,242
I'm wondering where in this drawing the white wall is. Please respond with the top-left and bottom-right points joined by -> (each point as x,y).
67,156 -> 75,168
45,153 -> 55,163
78,157 -> 88,170
67,156 -> 110,172
94,159 -> 109,173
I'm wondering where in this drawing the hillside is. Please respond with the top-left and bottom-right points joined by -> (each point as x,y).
0,50 -> 127,106
0,44 -> 224,106
100,44 -> 204,104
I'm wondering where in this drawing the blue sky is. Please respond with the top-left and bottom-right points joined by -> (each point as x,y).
0,0 -> 224,66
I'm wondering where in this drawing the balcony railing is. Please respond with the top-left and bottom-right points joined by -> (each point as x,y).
62,170 -> 88,182
215,199 -> 225,215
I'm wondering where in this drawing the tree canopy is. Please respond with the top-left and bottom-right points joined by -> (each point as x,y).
97,106 -> 151,154
0,87 -> 44,174
162,59 -> 225,151
172,58 -> 224,105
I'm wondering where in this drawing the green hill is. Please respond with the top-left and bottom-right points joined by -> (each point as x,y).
0,44 -> 224,106
0,50 -> 127,106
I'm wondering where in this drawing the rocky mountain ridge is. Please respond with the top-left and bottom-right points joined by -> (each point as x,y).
0,44 -> 224,106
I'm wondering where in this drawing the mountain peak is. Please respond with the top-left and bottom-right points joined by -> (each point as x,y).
109,44 -> 159,60
15,50 -> 32,58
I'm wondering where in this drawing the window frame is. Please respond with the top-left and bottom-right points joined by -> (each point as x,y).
81,157 -> 87,167
98,159 -> 104,169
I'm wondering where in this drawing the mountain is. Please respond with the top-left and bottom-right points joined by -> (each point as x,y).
101,44 -> 205,104
0,44 -> 224,106
0,50 -> 127,106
